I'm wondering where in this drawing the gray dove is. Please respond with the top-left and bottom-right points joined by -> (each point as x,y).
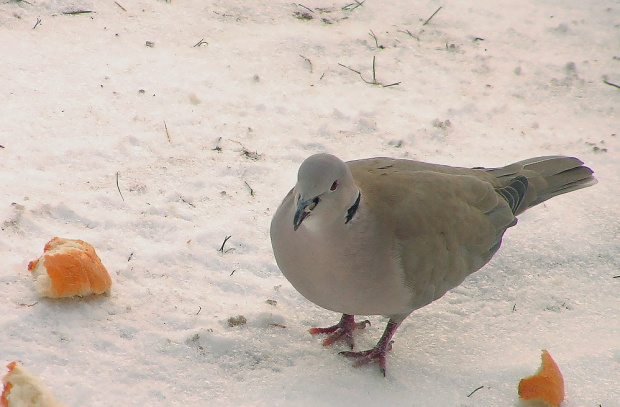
270,153 -> 596,375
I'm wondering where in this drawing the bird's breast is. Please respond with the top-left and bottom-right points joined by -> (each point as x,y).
271,216 -> 415,316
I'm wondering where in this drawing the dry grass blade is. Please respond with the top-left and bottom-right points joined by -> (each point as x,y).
603,77 -> 620,89
164,120 -> 171,142
342,0 -> 365,11
116,172 -> 125,202
423,6 -> 442,26
62,10 -> 93,15
339,56 -> 400,87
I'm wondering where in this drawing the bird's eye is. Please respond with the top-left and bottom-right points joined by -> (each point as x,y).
330,181 -> 338,191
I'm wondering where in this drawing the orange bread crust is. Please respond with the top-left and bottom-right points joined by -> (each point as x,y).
1,361 -> 17,407
28,237 -> 112,298
1,361 -> 65,407
518,349 -> 565,406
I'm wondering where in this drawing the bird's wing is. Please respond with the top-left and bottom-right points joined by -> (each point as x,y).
348,158 -> 516,307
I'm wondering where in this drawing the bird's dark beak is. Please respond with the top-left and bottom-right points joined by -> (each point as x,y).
293,197 -> 319,231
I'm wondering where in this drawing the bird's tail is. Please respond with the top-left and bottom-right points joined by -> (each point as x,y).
484,156 -> 597,215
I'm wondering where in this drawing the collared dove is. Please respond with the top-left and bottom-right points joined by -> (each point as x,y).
270,153 -> 596,375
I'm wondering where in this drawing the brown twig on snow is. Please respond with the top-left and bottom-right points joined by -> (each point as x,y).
114,1 -> 127,12
603,78 -> 620,89
338,63 -> 365,81
163,120 -> 171,142
33,18 -> 41,29
423,6 -> 442,26
219,235 -> 232,253
368,30 -> 385,49
116,172 -> 125,202
62,10 -> 93,15
244,181 -> 255,197
342,0 -> 365,11
297,4 -> 314,14
299,55 -> 313,73
467,386 -> 484,397
193,38 -> 208,47
338,56 -> 400,87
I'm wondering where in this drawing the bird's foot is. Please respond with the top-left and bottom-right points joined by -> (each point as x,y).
309,314 -> 370,349
339,341 -> 394,377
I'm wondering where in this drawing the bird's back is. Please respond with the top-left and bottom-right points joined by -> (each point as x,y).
346,158 -> 517,311
345,155 -> 595,311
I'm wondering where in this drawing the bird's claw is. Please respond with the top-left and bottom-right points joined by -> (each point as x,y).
309,314 -> 370,349
339,341 -> 394,376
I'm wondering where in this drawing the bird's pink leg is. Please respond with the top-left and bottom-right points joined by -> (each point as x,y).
309,314 -> 370,349
340,318 -> 402,377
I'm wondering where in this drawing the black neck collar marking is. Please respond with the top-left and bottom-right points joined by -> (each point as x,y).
345,191 -> 361,224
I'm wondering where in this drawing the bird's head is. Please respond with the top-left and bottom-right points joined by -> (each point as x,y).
293,154 -> 359,231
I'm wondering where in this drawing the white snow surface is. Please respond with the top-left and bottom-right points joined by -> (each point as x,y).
1,0 -> 618,406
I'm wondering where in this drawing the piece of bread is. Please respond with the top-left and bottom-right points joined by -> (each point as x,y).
28,237 -> 112,298
1,362 -> 65,407
518,349 -> 565,407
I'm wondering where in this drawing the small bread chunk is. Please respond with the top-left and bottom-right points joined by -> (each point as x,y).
518,349 -> 565,406
28,237 -> 112,298
1,362 -> 65,407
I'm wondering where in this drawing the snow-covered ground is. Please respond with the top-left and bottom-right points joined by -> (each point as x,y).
1,0 -> 618,405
